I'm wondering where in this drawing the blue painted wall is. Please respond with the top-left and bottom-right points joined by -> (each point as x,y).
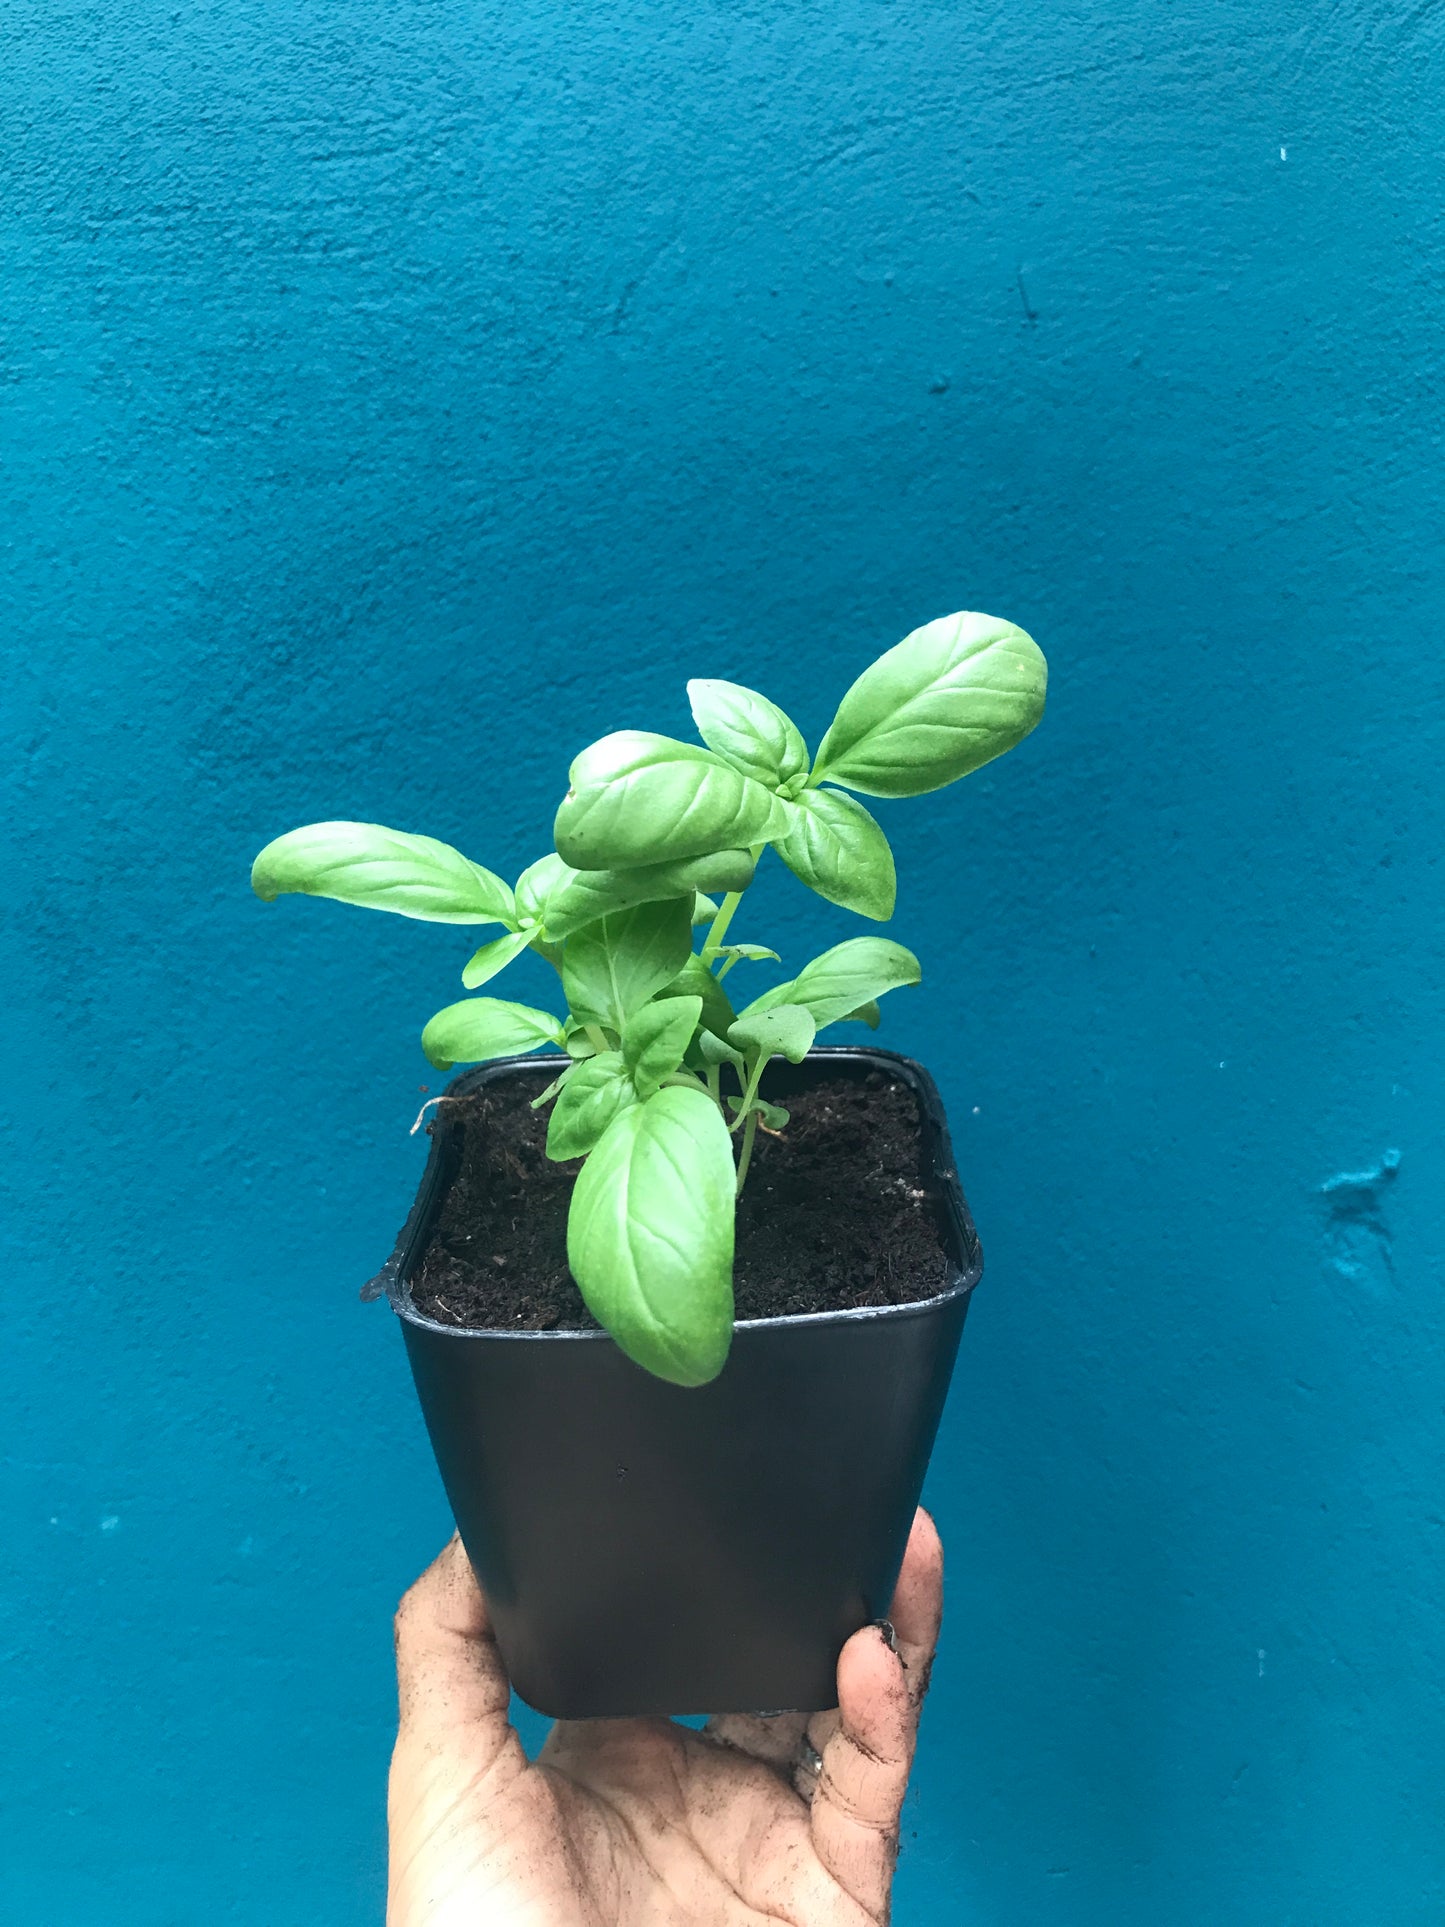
4,3 -> 1442,1920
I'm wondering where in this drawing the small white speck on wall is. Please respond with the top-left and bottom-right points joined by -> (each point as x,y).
1280,147 -> 1287,160
1258,1649 -> 1266,1677
100,1515 -> 120,1533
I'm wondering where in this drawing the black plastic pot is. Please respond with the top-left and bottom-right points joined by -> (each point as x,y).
367,1045 -> 982,1718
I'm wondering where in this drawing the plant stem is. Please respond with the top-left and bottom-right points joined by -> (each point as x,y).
735,1107 -> 760,1195
699,892 -> 743,968
705,1062 -> 721,1105
585,1023 -> 610,1054
660,1069 -> 710,1094
730,1050 -> 767,1133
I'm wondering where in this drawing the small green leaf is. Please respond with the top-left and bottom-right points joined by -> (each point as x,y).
461,927 -> 534,989
554,732 -> 793,870
252,822 -> 515,926
738,937 -> 921,1031
656,952 -> 736,1039
546,1052 -> 640,1160
421,998 -> 565,1070
562,898 -> 695,1033
531,1065 -> 574,1109
622,995 -> 703,1098
524,849 -> 757,942
812,612 -> 1047,798
698,1029 -> 746,1070
840,999 -> 882,1029
774,788 -> 896,921
715,943 -> 781,964
728,1095 -> 791,1130
514,853 -> 574,928
693,894 -> 720,924
728,1002 -> 816,1064
686,679 -> 810,791
566,1088 -> 737,1387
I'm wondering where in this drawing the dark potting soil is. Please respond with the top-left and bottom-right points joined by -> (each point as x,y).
409,1069 -> 949,1330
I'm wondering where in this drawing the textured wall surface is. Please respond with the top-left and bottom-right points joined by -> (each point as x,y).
4,2 -> 1443,1921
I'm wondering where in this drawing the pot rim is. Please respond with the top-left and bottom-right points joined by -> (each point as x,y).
372,1045 -> 983,1339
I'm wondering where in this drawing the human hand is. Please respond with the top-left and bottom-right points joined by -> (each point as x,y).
387,1508 -> 943,1925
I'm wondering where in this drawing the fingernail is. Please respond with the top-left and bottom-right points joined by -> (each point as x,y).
874,1618 -> 901,1657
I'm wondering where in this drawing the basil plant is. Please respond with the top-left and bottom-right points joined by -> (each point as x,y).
252,611 -> 1046,1387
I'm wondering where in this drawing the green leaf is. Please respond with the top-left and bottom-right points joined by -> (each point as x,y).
738,937 -> 921,1030
715,943 -> 781,964
841,1000 -> 882,1030
566,1087 -> 737,1387
692,894 -> 720,924
698,1029 -> 746,1071
421,998 -> 565,1070
530,1065 -> 574,1109
622,995 -> 703,1098
686,679 -> 810,791
554,732 -> 793,870
252,822 -> 515,926
561,898 -> 695,1033
521,849 -> 756,942
812,612 -> 1047,798
461,927 -> 534,990
728,1002 -> 816,1065
513,853 -> 574,928
773,787 -> 896,921
728,1096 -> 790,1130
546,1052 -> 640,1159
656,952 -> 736,1039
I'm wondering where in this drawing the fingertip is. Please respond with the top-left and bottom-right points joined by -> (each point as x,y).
835,1619 -> 910,1745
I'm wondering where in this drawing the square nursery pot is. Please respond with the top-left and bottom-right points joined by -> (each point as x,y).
365,1045 -> 982,1719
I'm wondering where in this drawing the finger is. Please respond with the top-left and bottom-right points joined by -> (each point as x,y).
809,1624 -> 913,1917
802,1505 -> 945,1779
704,1710 -> 810,1768
392,1535 -> 515,1768
889,1507 -> 944,1712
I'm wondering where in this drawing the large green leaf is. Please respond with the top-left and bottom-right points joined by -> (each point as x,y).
566,1087 -> 737,1386
545,1051 -> 639,1160
686,680 -> 809,792
655,952 -> 736,1040
421,998 -> 565,1070
774,788 -> 896,920
622,995 -> 703,1098
519,848 -> 756,942
738,937 -> 921,1030
561,898 -> 695,1033
252,822 -> 515,925
728,1002 -> 816,1064
812,612 -> 1047,798
554,732 -> 793,870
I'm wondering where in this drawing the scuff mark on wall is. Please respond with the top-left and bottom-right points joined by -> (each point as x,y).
1318,1149 -> 1401,1289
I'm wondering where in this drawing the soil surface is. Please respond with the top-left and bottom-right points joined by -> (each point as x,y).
410,1068 -> 949,1329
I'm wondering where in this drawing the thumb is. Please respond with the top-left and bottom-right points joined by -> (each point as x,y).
392,1535 -> 520,1771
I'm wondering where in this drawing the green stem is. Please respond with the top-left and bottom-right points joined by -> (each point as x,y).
715,955 -> 739,982
705,1062 -> 721,1106
660,1069 -> 710,1094
730,1049 -> 767,1133
699,842 -> 767,970
735,1108 -> 761,1195
585,1023 -> 610,1054
699,891 -> 743,968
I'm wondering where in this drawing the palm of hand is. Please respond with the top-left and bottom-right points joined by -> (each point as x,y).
387,1513 -> 942,1926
